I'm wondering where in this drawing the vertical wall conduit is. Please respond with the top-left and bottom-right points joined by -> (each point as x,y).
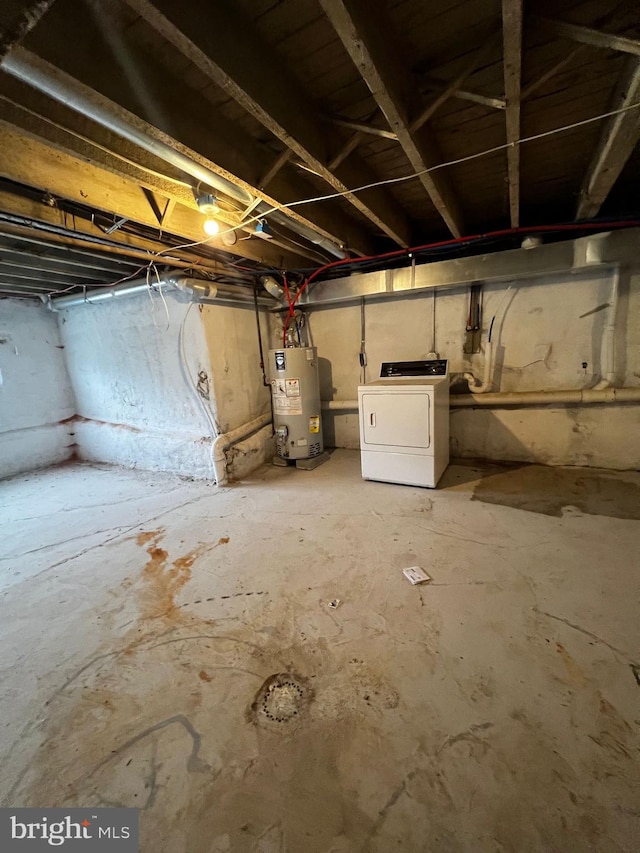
593,266 -> 620,389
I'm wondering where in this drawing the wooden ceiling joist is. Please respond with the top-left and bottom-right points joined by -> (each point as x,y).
0,0 -> 56,61
576,57 -> 640,220
410,31 -> 501,132
423,82 -> 506,111
501,0 -> 523,229
320,0 -> 465,238
0,123 -> 307,269
124,0 -> 411,247
6,3 -> 376,257
534,17 -> 640,57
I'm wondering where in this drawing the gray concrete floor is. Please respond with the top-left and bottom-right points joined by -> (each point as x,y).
1,450 -> 639,852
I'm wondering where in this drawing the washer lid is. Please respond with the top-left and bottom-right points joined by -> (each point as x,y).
380,359 -> 448,378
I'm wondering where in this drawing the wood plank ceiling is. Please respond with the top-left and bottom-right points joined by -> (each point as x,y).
0,0 -> 639,297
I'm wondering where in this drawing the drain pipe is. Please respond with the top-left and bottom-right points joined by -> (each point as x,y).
464,339 -> 493,394
322,400 -> 358,410
450,387 -> 640,407
321,387 -> 640,410
212,412 -> 272,485
2,48 -> 346,259
593,266 -> 620,390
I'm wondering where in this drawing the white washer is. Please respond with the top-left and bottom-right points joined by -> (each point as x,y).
358,359 -> 449,488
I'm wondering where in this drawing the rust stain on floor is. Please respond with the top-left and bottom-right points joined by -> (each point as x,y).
136,531 -> 209,620
130,529 -> 232,621
136,529 -> 165,546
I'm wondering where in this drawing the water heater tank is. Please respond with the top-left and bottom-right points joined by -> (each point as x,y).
267,347 -> 324,460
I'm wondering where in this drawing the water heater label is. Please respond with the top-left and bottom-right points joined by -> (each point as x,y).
273,397 -> 302,415
275,351 -> 286,371
309,416 -> 320,433
285,378 -> 300,397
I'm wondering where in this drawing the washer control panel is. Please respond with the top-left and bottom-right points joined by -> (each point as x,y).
380,359 -> 448,378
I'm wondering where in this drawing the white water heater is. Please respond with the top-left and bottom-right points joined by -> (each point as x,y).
267,346 -> 326,465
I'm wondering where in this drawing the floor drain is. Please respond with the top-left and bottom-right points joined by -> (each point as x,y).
250,672 -> 310,728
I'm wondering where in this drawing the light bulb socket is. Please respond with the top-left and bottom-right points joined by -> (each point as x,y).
196,192 -> 220,216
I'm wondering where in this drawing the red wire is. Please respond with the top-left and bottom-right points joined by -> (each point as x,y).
282,272 -> 297,346
281,220 -> 640,341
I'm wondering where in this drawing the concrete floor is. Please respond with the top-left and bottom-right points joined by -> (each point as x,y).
1,450 -> 639,852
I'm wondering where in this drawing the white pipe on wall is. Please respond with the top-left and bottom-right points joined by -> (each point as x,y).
321,387 -> 640,410
322,400 -> 359,410
464,339 -> 493,393
212,411 -> 272,485
450,387 -> 640,407
593,266 -> 620,389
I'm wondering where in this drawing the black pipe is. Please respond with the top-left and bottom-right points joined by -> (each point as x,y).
253,287 -> 269,387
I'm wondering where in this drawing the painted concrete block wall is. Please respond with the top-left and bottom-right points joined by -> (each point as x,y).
303,264 -> 640,470
58,291 -> 218,478
200,302 -> 273,478
200,303 -> 270,433
0,298 -> 75,478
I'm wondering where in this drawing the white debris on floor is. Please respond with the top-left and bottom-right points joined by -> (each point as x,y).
1,450 -> 639,852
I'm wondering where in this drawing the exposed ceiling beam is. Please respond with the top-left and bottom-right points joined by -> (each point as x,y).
0,232 -> 141,274
410,31 -> 501,132
0,79 -> 326,262
0,126 -> 312,273
0,0 -> 56,61
502,0 -> 523,228
320,0 -> 464,237
123,0 -> 410,247
0,270 -> 73,296
423,81 -> 506,110
0,263 -> 105,285
6,5 -> 375,258
576,57 -> 640,220
0,207 -> 240,278
534,16 -> 640,56
521,45 -> 587,100
523,4 -> 639,100
0,246 -> 118,280
258,149 -> 292,191
329,115 -> 398,141
329,131 -> 365,171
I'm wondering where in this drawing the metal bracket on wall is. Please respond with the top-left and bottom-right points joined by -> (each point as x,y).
464,283 -> 483,354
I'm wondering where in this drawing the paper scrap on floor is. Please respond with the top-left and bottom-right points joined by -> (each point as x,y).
403,566 -> 432,585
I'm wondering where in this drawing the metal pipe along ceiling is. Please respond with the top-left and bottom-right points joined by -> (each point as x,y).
1,48 -> 347,259
47,274 -> 274,309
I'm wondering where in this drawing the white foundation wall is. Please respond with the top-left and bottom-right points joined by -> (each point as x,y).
0,298 -> 75,478
307,263 -> 640,470
58,291 -> 218,478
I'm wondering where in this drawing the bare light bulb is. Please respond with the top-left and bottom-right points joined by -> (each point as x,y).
203,218 -> 220,236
